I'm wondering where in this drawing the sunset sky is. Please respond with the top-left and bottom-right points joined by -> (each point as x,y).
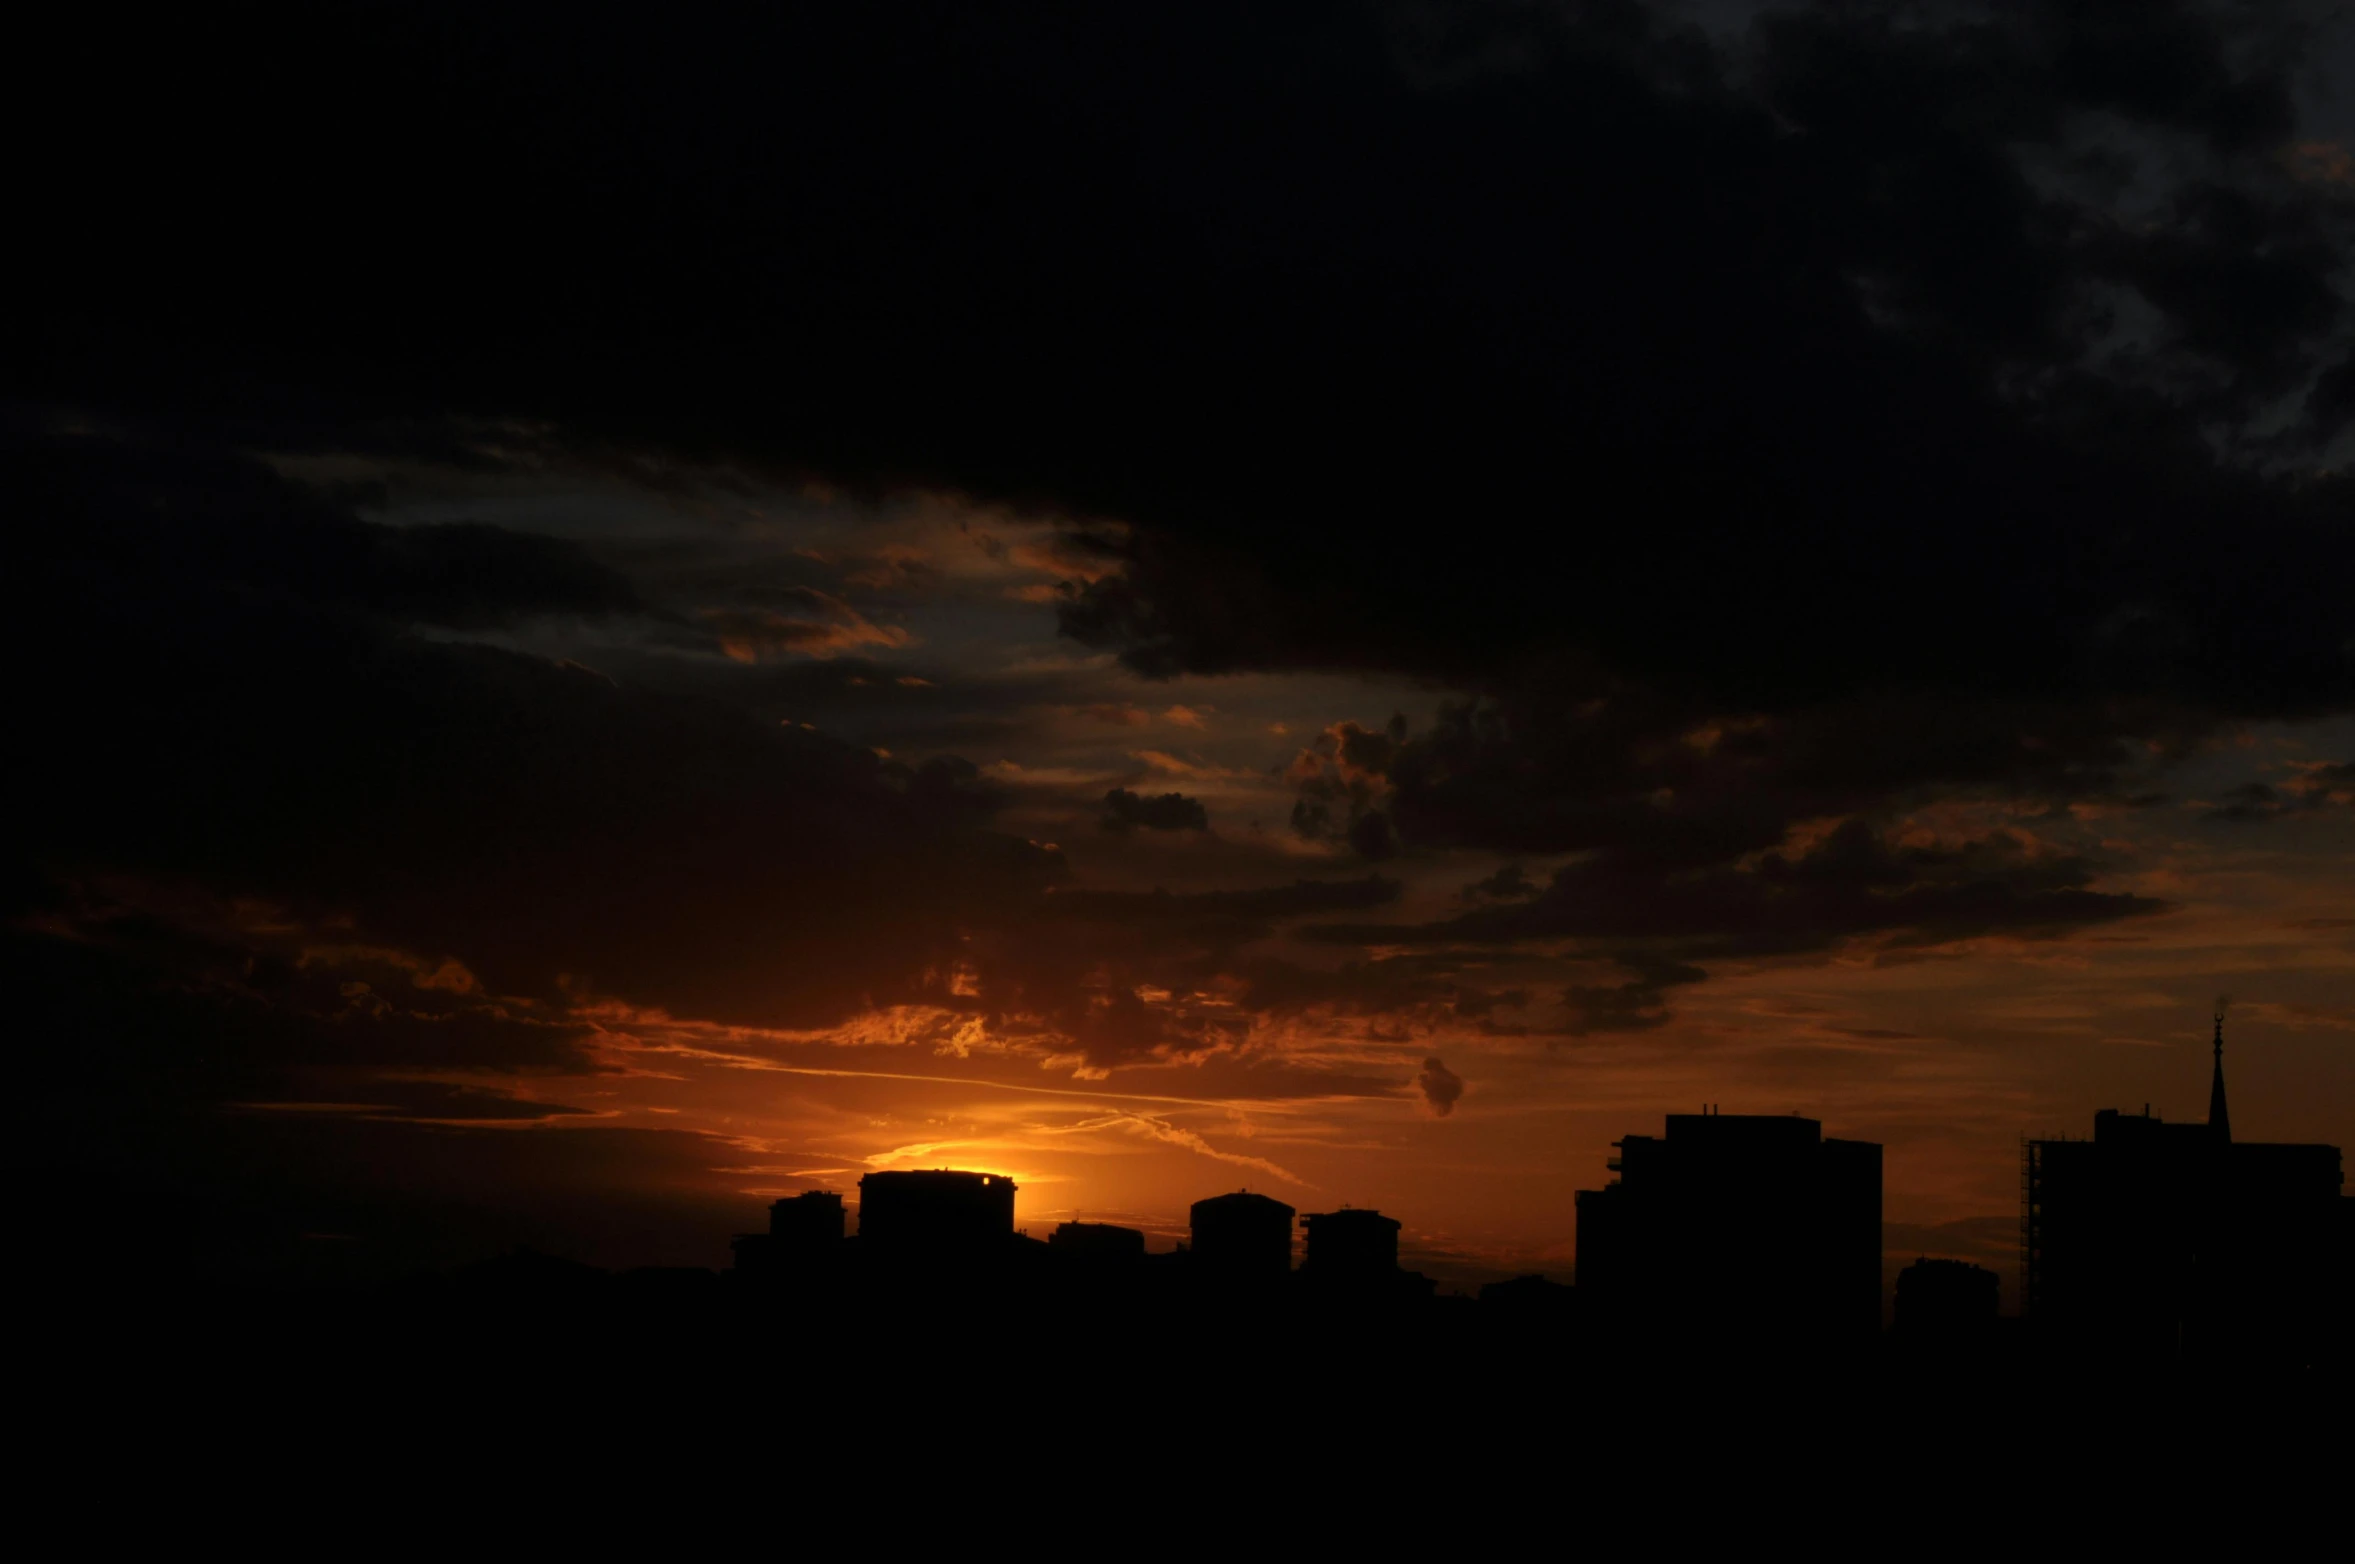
12,2 -> 2354,1300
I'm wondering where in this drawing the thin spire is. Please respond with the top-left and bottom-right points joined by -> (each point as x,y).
2207,1011 -> 2231,1143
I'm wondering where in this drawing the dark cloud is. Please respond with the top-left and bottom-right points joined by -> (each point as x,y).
1316,819 -> 2164,966
247,1081 -> 591,1123
1414,1056 -> 1466,1118
5,422 -> 1062,1033
1220,950 -> 1530,1032
2204,761 -> 2355,820
6,916 -> 591,1132
695,590 -> 912,661
585,648 -> 1069,758
2,412 -> 1444,1156
17,4 -> 2349,734
1376,692 -> 2186,863
1,910 -> 739,1287
1028,5 -> 2355,953
1051,4 -> 2355,712
2208,782 -> 2291,821
1043,877 -> 1402,931
1563,954 -> 1711,1037
1,418 -> 1089,1278
918,882 -> 1571,1074
1100,788 -> 1211,833
10,423 -> 644,631
1461,865 -> 1542,903
964,878 -> 1410,1068
7,3 -> 2352,1265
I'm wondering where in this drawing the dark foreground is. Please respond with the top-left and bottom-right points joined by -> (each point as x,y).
20,1257 -> 2347,1542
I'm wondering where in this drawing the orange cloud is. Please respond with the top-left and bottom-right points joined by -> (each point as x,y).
699,594 -> 914,661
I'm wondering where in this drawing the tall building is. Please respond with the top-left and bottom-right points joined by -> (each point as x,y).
856,1171 -> 1017,1253
1575,1109 -> 1882,1350
2023,1017 -> 2344,1363
1189,1191 -> 1294,1281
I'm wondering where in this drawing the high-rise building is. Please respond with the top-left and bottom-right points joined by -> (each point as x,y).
1189,1191 -> 1295,1282
2023,1017 -> 2344,1363
1575,1109 -> 1882,1350
856,1171 -> 1017,1253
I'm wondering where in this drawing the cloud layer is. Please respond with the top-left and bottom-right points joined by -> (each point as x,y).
7,2 -> 2351,1282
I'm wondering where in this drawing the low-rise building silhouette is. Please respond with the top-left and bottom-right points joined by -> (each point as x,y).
1893,1257 -> 1998,1340
1189,1190 -> 1294,1282
1048,1221 -> 1146,1261
772,1190 -> 846,1248
1301,1208 -> 1400,1280
1575,1107 -> 1882,1350
857,1170 -> 1017,1253
1298,1206 -> 1438,1301
730,1189 -> 845,1277
2023,1017 -> 2345,1363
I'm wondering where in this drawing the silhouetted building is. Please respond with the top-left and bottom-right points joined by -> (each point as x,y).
732,1189 -> 847,1278
2023,1018 -> 2344,1363
857,1170 -> 1017,1253
1189,1191 -> 1294,1282
1575,1108 -> 1882,1351
1478,1273 -> 1577,1318
1893,1258 -> 1998,1340
2339,1198 -> 2355,1335
1048,1221 -> 1146,1260
772,1190 -> 846,1247
1301,1208 -> 1400,1280
1297,1207 -> 1438,1302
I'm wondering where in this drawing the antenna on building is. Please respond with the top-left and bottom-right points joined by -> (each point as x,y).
2207,1000 -> 2232,1144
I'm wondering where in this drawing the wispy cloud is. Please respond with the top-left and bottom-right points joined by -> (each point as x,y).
1044,1111 -> 1309,1186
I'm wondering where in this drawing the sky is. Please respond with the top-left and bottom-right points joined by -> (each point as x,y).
9,1 -> 2353,1300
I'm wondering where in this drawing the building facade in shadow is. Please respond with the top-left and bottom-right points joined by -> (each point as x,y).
1893,1257 -> 1999,1349
1575,1109 -> 1882,1354
729,1189 -> 845,1281
1188,1190 -> 1294,1286
856,1170 -> 1016,1254
1298,1206 -> 1438,1304
1048,1221 -> 1146,1261
2023,1019 -> 2346,1365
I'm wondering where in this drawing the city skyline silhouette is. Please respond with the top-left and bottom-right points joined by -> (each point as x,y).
197,1017 -> 2330,1385
10,10 -> 2355,1485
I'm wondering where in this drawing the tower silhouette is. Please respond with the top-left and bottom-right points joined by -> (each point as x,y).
2207,1011 -> 2231,1144
2022,1016 -> 2343,1366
